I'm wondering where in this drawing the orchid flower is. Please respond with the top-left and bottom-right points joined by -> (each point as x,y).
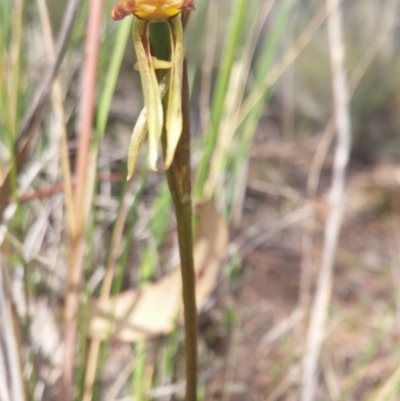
111,0 -> 195,178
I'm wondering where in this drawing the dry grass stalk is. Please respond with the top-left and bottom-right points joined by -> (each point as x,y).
301,0 -> 352,400
300,25 -> 393,306
82,185 -> 135,401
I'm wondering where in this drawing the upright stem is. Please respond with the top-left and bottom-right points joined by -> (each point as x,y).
163,60 -> 198,401
149,17 -> 197,400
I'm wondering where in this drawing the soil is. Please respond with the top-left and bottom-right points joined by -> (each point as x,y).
202,121 -> 400,401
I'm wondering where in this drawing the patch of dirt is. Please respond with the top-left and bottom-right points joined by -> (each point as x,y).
204,123 -> 400,400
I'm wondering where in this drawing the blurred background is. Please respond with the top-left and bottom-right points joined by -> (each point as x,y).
1,0 -> 400,400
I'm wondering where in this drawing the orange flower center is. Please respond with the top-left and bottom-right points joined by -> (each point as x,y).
112,0 -> 195,21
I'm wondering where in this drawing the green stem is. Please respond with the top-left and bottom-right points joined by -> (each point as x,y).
163,60 -> 198,401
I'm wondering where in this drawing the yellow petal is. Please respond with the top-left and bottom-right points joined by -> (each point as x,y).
112,0 -> 195,21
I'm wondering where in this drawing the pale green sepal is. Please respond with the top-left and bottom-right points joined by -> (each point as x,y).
133,18 -> 163,171
126,74 -> 171,180
127,108 -> 148,180
164,15 -> 184,168
134,57 -> 173,71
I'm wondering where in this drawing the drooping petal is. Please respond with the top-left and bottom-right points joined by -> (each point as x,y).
127,75 -> 171,180
127,108 -> 148,180
164,15 -> 184,168
133,18 -> 163,170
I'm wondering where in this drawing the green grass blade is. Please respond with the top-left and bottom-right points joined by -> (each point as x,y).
225,0 -> 296,215
133,180 -> 171,399
187,0 -> 210,91
96,16 -> 132,141
195,0 -> 248,197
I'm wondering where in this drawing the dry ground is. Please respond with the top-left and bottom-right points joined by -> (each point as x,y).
201,119 -> 400,401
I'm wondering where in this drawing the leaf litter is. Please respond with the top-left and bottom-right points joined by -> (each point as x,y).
88,200 -> 229,342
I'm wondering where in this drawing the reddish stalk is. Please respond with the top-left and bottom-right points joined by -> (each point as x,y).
74,1 -> 103,215
19,173 -> 123,203
62,0 -> 104,399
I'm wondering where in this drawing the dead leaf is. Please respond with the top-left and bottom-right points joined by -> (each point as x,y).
193,201 -> 229,309
88,200 -> 229,342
